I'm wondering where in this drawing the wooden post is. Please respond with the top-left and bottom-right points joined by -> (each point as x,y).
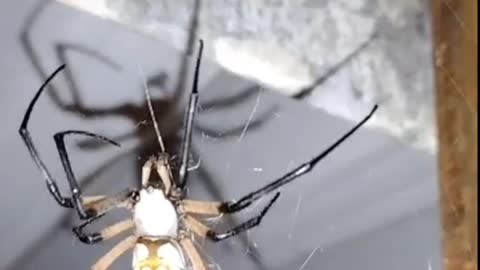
433,0 -> 477,270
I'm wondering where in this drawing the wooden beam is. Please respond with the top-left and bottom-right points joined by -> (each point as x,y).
433,0 -> 477,270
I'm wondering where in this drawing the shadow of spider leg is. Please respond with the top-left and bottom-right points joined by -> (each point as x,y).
20,0 -> 122,113
293,31 -> 378,100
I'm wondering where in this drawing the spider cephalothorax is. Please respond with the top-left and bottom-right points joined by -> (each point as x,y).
133,187 -> 178,238
19,39 -> 377,269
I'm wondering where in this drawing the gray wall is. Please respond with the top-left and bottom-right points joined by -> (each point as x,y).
0,1 -> 441,269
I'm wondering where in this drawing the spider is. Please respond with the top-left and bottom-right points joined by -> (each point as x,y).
19,40 -> 378,269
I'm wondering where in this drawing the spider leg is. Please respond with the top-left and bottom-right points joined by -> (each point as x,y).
83,195 -> 107,204
180,237 -> 208,270
71,189 -> 135,244
91,235 -> 137,270
19,65 -> 73,208
184,164 -> 268,268
183,215 -> 212,238
63,144 -> 142,208
53,130 -> 121,219
178,40 -> 203,190
83,189 -> 134,215
73,216 -> 134,245
19,65 -> 127,217
184,192 -> 280,242
182,199 -> 223,216
171,0 -> 201,103
100,219 -> 134,239
72,214 -> 104,244
222,105 -> 378,213
207,192 -> 280,242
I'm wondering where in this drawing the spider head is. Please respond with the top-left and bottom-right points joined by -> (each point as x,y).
132,237 -> 185,270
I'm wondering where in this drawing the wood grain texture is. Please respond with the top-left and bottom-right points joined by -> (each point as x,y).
433,0 -> 478,270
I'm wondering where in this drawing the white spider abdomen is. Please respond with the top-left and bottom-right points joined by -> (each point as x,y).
134,188 -> 178,237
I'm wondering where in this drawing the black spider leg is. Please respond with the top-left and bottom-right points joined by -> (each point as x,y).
72,213 -> 106,244
172,0 -> 201,103
207,192 -> 281,242
293,32 -> 378,99
53,130 -> 120,219
221,104 -> 379,213
178,40 -> 203,190
19,64 -> 72,208
171,0 -> 201,189
72,188 -> 136,244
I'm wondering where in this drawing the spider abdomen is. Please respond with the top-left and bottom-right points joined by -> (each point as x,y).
134,188 -> 178,237
132,237 -> 186,270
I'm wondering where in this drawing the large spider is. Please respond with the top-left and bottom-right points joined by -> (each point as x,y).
19,40 -> 378,269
